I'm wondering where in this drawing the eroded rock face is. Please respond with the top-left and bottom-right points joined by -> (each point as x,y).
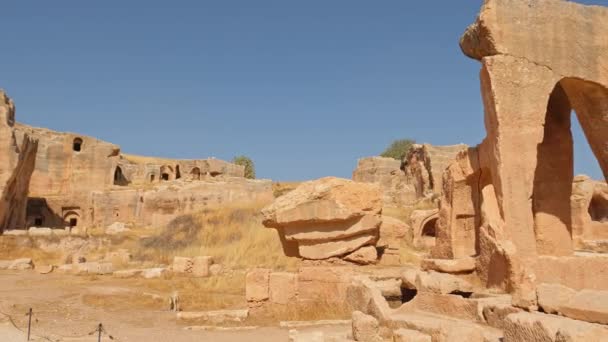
262,177 -> 382,260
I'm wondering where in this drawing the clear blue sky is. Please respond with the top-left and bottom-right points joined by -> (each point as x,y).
2,0 -> 604,181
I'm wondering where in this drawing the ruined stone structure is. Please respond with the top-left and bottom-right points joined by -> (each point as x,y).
432,0 -> 608,306
352,144 -> 465,209
0,90 -> 271,232
401,144 -> 467,200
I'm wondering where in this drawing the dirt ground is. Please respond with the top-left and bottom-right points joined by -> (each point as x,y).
0,270 -> 349,341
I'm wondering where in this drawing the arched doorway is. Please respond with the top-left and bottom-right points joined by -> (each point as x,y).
113,166 -> 129,186
191,167 -> 201,180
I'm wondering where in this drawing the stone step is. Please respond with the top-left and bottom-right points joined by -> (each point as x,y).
387,311 -> 503,342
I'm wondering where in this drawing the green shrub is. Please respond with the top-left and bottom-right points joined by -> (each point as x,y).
380,139 -> 415,160
232,155 -> 256,179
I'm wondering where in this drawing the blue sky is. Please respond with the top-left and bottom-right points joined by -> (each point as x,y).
2,0 -> 604,181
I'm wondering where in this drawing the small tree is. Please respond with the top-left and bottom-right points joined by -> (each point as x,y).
380,139 -> 415,160
232,155 -> 256,179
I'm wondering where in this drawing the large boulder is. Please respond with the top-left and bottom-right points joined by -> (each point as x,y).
262,177 -> 382,260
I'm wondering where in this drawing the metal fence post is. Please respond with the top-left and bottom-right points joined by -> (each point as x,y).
26,308 -> 32,341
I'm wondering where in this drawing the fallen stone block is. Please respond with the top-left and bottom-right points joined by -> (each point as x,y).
269,272 -> 297,305
537,283 -> 608,325
177,309 -> 249,323
503,311 -> 608,342
415,271 -> 473,294
352,311 -> 382,342
172,257 -> 193,273
141,268 -> 167,279
3,229 -> 27,236
9,258 -> 33,270
192,256 -> 213,277
246,268 -> 270,302
420,257 -> 476,274
279,320 -> 351,329
393,328 -> 431,342
113,269 -> 143,278
344,246 -> 378,265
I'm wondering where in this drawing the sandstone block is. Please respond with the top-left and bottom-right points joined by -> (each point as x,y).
378,216 -> 410,249
172,257 -> 193,274
352,311 -> 382,342
246,268 -> 270,302
177,309 -> 249,323
538,283 -> 608,325
503,312 -> 608,342
209,263 -> 222,276
298,233 -> 377,260
142,267 -> 167,279
113,269 -> 143,278
9,258 -> 33,270
192,256 -> 213,277
344,246 -> 378,265
392,328 -> 431,342
414,271 -> 473,294
269,272 -> 297,305
420,257 -> 476,274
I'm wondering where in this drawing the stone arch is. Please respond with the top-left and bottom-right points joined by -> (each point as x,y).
72,137 -> 83,152
412,210 -> 439,249
160,165 -> 174,181
63,210 -> 80,228
191,167 -> 201,180
532,78 -> 608,255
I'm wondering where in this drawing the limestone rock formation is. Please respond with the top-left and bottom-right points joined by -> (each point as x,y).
262,177 -> 382,260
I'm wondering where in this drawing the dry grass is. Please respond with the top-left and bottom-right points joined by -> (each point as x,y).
272,181 -> 302,198
132,202 -> 300,271
383,198 -> 438,224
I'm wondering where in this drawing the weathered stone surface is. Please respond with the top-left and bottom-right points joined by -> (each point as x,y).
172,257 -> 193,274
538,283 -> 608,325
262,177 -> 382,226
73,262 -> 113,275
298,267 -> 355,304
503,312 -> 608,342
192,256 -> 213,277
344,246 -> 378,265
534,255 -> 608,291
420,257 -> 476,274
393,328 -> 431,342
261,177 -> 382,260
246,268 -> 270,302
8,258 -> 33,270
106,222 -> 129,235
298,232 -> 377,260
141,267 -> 167,279
402,143 -> 468,199
113,269 -> 143,278
269,272 -> 297,305
352,156 -> 417,208
377,216 -> 410,249
410,209 -> 438,249
347,276 -> 394,323
0,134 -> 38,232
177,309 -> 249,323
36,264 -> 54,274
209,264 -> 222,276
414,271 -> 473,295
351,311 -> 382,342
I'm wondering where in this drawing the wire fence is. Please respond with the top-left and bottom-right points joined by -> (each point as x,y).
1,308 -> 119,341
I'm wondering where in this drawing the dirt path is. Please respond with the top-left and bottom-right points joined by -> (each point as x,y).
0,271 -> 347,341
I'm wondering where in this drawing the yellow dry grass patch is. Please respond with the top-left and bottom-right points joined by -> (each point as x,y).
271,181 -> 302,198
131,201 -> 300,271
